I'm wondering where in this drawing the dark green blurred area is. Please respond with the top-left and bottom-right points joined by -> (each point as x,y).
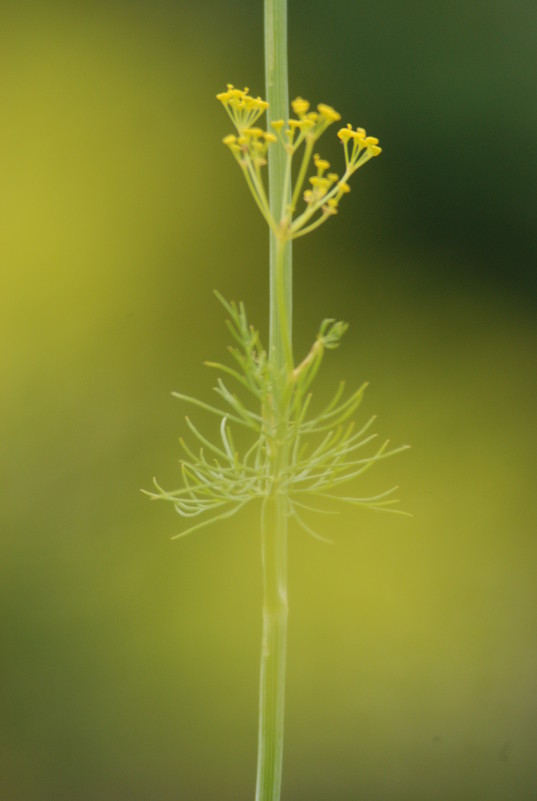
1,1 -> 536,799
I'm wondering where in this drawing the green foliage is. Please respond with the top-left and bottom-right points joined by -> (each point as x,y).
145,293 -> 408,541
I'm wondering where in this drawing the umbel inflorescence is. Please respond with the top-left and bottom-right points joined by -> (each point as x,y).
216,84 -> 382,239
146,86 -> 407,540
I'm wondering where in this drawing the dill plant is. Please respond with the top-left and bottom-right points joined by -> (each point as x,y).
146,0 -> 407,798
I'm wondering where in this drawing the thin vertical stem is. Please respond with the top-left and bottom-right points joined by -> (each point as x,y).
255,1 -> 291,800
255,496 -> 288,801
264,0 -> 292,370
275,238 -> 293,374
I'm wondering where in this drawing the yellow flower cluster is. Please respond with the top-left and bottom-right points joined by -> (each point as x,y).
337,124 -> 382,171
223,127 -> 278,168
291,97 -> 341,124
303,153 -> 350,217
267,97 -> 342,151
216,84 -> 382,240
217,84 -> 269,132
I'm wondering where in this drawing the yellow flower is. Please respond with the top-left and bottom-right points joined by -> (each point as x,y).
291,97 -> 310,116
317,103 -> 341,122
217,83 -> 383,240
338,124 -> 382,170
217,84 -> 269,132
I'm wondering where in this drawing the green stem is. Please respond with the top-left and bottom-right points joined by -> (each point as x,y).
255,2 -> 291,801
255,495 -> 288,801
265,0 -> 292,372
291,137 -> 314,212
275,238 -> 293,373
241,162 -> 278,232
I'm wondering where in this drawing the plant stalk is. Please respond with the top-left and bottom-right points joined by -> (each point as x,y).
255,495 -> 288,801
264,0 -> 292,371
255,1 -> 291,800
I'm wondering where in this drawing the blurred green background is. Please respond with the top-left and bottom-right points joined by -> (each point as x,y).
1,1 -> 536,799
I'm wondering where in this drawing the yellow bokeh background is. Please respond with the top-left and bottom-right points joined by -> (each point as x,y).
1,2 -> 536,800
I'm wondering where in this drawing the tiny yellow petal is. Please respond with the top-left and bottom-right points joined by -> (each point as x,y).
292,97 -> 310,116
317,103 -> 341,122
314,156 -> 330,172
337,128 -> 353,142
